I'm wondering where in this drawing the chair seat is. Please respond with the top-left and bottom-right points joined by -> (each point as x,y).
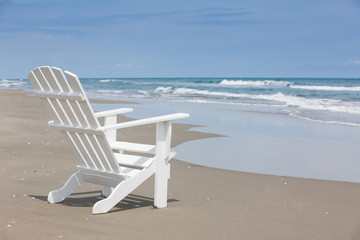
119,167 -> 141,178
77,165 -> 141,179
114,153 -> 154,170
111,141 -> 177,160
111,141 -> 156,154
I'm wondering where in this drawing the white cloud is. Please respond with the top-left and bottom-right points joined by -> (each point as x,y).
346,60 -> 360,65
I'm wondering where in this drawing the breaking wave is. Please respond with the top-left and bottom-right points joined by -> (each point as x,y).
290,85 -> 360,91
220,79 -> 360,92
155,87 -> 360,114
219,79 -> 292,87
0,79 -> 24,88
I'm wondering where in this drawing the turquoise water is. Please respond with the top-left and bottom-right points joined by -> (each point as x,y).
2,77 -> 360,182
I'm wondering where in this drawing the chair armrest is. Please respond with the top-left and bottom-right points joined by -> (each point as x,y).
99,113 -> 190,131
94,108 -> 133,118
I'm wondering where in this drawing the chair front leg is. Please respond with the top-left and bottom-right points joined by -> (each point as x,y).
154,121 -> 172,208
48,171 -> 85,203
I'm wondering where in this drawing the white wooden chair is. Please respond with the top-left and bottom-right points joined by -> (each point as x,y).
28,66 -> 189,214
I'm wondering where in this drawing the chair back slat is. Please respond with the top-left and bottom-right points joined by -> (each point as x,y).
33,68 -> 52,91
95,135 -> 121,172
27,71 -> 43,90
51,67 -> 88,126
41,67 -> 80,126
64,71 -> 99,128
28,70 -> 63,124
52,67 -> 72,92
28,66 -> 121,174
40,67 -> 63,92
31,68 -> 71,125
86,135 -> 109,171
76,133 -> 102,169
64,132 -> 90,168
42,66 -> 92,127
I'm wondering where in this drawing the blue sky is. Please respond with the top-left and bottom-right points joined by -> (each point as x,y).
0,0 -> 360,78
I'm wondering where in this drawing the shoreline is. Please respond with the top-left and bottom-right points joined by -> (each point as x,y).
4,88 -> 360,182
1,89 -> 360,239
86,90 -> 360,183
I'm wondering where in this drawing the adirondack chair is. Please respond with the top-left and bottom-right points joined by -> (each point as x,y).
28,66 -> 189,214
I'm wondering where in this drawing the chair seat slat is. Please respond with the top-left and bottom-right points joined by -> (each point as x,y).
77,165 -> 138,180
111,141 -> 176,160
114,153 -> 154,170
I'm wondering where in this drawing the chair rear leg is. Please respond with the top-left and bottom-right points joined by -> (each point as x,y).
48,171 -> 85,203
102,186 -> 113,197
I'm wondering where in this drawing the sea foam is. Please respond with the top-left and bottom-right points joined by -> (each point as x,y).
0,79 -> 24,88
290,85 -> 360,91
97,89 -> 124,93
155,86 -> 360,114
219,79 -> 292,87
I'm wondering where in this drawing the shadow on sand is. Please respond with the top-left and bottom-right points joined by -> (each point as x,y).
29,191 -> 179,213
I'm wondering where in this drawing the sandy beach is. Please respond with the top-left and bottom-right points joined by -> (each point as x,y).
1,89 -> 360,240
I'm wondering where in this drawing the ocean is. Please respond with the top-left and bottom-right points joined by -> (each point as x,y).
3,77 -> 360,126
2,77 -> 360,182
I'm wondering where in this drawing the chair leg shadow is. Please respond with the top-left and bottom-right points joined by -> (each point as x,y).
29,192 -> 179,213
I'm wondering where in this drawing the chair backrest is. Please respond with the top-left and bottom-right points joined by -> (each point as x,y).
28,66 -> 121,174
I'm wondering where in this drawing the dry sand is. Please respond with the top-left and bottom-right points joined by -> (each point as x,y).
1,89 -> 360,240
